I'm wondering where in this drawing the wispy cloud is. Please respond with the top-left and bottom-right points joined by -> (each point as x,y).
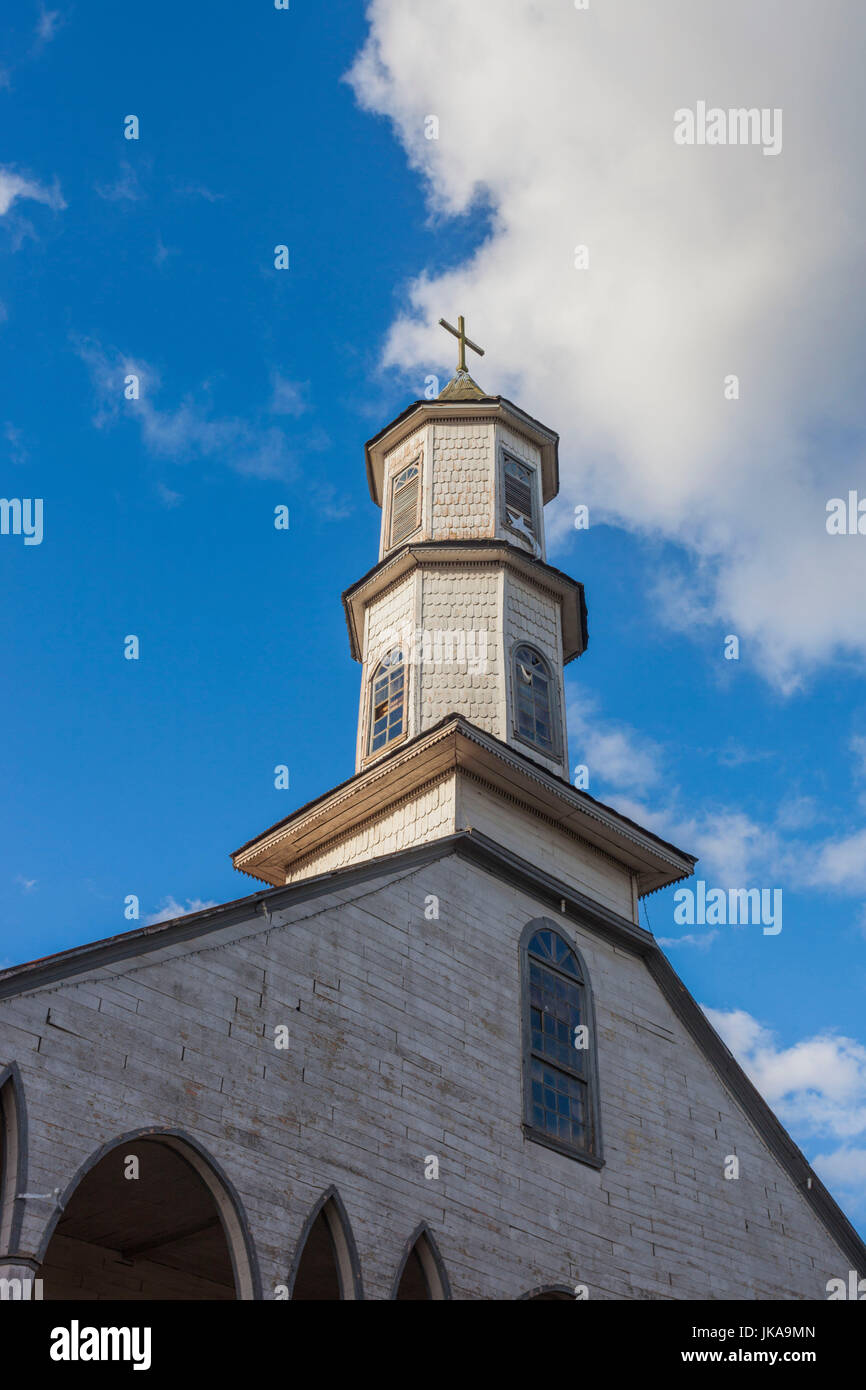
567,692 -> 662,796
0,165 -> 65,217
153,234 -> 178,268
269,374 -> 310,417
36,6 -> 62,44
156,481 -> 182,509
175,183 -> 225,203
4,422 -> 27,464
95,161 -> 143,203
569,686 -> 866,898
75,337 -> 297,481
657,930 -> 719,951
144,896 -> 218,927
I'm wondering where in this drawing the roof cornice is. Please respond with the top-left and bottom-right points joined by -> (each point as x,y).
364,396 -> 560,506
341,539 -> 588,664
230,715 -> 695,894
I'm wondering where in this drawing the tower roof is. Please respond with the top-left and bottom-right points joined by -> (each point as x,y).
437,368 -> 488,401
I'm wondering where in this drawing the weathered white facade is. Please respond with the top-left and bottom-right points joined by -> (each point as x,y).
1,363 -> 863,1300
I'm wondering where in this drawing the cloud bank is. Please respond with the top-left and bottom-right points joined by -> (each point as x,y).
349,0 -> 866,690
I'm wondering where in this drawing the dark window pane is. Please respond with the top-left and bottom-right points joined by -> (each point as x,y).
530,1057 -> 588,1147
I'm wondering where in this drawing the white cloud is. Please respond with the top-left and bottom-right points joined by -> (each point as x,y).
657,930 -> 719,951
805,828 -> 866,895
568,688 -> 866,893
705,1007 -> 866,1144
0,165 -> 65,217
567,692 -> 661,795
850,735 -> 866,780
348,0 -> 866,691
144,897 -> 218,927
707,1007 -> 866,1215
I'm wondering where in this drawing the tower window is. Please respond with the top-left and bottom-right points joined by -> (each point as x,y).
521,920 -> 602,1165
368,648 -> 406,754
503,456 -> 537,535
389,461 -> 421,546
513,644 -> 556,754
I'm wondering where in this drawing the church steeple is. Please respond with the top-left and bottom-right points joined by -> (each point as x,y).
344,323 -> 587,781
231,334 -> 694,911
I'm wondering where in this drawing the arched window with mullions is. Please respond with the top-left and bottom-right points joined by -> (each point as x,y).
367,648 -> 406,756
520,919 -> 603,1166
512,645 -> 557,756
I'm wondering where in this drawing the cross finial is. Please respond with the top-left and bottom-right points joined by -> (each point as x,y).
438,314 -> 484,374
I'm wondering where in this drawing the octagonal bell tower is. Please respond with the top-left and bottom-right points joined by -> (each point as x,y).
342,318 -> 588,783
233,323 -> 691,907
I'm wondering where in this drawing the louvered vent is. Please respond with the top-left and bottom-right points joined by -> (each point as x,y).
390,462 -> 421,546
504,457 -> 535,532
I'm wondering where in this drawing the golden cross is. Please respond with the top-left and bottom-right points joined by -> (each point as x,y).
438,314 -> 485,374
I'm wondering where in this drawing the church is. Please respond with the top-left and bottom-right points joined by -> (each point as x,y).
1,319 -> 863,1300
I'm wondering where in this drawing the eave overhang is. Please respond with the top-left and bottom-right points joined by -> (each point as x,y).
364,396 -> 560,507
341,539 -> 588,664
230,715 -> 695,895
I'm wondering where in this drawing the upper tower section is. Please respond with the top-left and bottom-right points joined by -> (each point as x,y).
345,317 -> 587,782
364,317 -> 559,567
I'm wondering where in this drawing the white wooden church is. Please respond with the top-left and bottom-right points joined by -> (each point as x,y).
1,323 -> 863,1299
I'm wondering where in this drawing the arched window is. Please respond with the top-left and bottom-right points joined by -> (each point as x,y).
390,1223 -> 451,1300
288,1188 -> 362,1300
513,645 -> 556,755
521,920 -> 602,1166
368,648 -> 405,755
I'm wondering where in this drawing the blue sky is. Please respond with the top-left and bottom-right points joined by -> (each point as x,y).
2,2 -> 866,1234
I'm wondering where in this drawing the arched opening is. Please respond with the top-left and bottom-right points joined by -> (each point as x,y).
519,1284 -> 576,1301
0,1065 -> 26,1257
289,1188 -> 362,1300
391,1224 -> 451,1301
38,1132 -> 257,1300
